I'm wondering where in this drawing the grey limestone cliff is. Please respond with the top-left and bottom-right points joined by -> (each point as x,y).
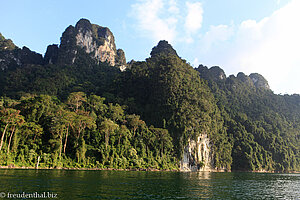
249,73 -> 270,90
180,134 -> 214,172
46,18 -> 126,68
0,33 -> 44,71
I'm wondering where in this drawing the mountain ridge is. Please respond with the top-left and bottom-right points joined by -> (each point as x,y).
0,19 -> 126,72
0,19 -> 299,172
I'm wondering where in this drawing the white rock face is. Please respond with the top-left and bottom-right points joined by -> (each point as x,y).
180,134 -> 213,171
119,65 -> 126,72
251,76 -> 258,84
219,74 -> 225,80
75,29 -> 117,66
54,19 -> 126,68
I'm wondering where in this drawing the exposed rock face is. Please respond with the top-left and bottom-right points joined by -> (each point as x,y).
237,72 -> 254,86
0,33 -> 16,51
197,65 -> 270,90
0,33 -> 44,70
180,134 -> 213,171
209,66 -> 226,80
150,40 -> 179,57
46,18 -> 126,67
235,72 -> 270,90
1,19 -> 126,71
44,44 -> 59,64
116,49 -> 126,69
57,25 -> 78,65
196,65 -> 226,81
116,49 -> 127,71
16,47 -> 44,65
75,19 -> 116,65
0,46 -> 43,71
249,73 -> 270,90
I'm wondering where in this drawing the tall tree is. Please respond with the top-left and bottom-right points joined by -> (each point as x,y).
99,119 -> 119,150
7,111 -> 24,153
0,108 -> 23,152
67,92 -> 87,113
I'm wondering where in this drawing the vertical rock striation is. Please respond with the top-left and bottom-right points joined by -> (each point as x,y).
45,18 -> 126,68
180,134 -> 213,171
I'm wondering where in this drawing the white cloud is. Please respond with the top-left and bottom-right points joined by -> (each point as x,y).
130,0 -> 204,44
201,24 -> 234,52
168,0 -> 179,14
232,0 -> 300,94
185,2 -> 203,34
197,0 -> 300,94
130,0 -> 179,43
130,0 -> 299,94
192,57 -> 200,67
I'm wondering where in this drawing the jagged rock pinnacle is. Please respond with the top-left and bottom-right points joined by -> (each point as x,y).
45,18 -> 126,67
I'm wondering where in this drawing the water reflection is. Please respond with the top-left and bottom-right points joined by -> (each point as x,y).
0,170 -> 299,199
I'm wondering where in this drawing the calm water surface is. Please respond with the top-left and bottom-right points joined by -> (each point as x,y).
0,169 -> 299,199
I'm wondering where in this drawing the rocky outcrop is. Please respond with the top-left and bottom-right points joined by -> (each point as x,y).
150,40 -> 179,57
116,49 -> 126,71
237,72 -> 254,86
234,72 -> 270,90
196,65 -> 226,81
116,49 -> 126,64
249,73 -> 270,90
180,134 -> 213,171
0,33 -> 16,51
45,18 -> 126,68
1,33 -> 44,70
75,19 -> 116,65
197,65 -> 270,90
1,19 -> 126,71
44,44 -> 59,64
0,45 -> 43,71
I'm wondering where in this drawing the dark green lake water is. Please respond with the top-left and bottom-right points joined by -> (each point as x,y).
0,169 -> 299,199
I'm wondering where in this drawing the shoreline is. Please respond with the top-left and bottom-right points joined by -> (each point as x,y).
0,166 -> 299,173
0,165 -> 177,172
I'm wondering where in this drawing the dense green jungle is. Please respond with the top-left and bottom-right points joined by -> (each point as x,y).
0,19 -> 299,172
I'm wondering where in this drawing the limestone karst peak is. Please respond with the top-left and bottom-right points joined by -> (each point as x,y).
249,73 -> 270,90
75,18 -> 92,32
45,18 -> 126,67
150,40 -> 178,57
196,65 -> 226,81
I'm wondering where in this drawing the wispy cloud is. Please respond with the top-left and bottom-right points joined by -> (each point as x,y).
168,0 -> 179,14
130,0 -> 179,43
201,24 -> 234,52
130,0 -> 204,44
195,0 -> 300,94
130,0 -> 300,94
232,0 -> 300,94
184,2 -> 203,43
185,2 -> 203,34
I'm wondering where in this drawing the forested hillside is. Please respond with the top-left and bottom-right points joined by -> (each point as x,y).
0,19 -> 299,172
196,66 -> 300,171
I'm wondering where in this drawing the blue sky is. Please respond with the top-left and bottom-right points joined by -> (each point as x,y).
1,0 -> 299,94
